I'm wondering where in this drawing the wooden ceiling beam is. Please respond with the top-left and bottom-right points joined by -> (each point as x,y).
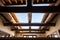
4,0 -> 12,4
7,0 -> 12,4
0,6 -> 59,12
20,0 -> 23,3
16,31 -> 45,34
15,0 -> 17,3
11,29 -> 49,31
4,23 -> 55,26
1,0 -> 6,4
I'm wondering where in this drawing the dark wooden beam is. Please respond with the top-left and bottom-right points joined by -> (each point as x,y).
0,37 -> 59,40
4,23 -> 55,26
27,0 -> 32,7
0,14 -> 12,23
16,31 -> 45,34
1,0 -> 6,4
11,29 -> 49,31
28,13 -> 32,23
58,30 -> 60,34
0,6 -> 59,13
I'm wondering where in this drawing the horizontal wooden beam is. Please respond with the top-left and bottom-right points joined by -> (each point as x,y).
0,37 -> 59,39
0,6 -> 60,13
11,29 -> 49,31
16,31 -> 45,34
4,23 -> 55,26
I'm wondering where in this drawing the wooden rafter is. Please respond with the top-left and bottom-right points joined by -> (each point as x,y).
4,23 -> 55,26
14,0 -> 17,3
11,29 -> 49,31
4,0 -> 11,4
1,0 -> 6,4
16,31 -> 45,34
20,0 -> 23,3
37,0 -> 39,3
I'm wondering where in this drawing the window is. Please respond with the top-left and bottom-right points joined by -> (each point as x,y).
32,0 -> 49,6
31,31 -> 39,32
24,36 -> 27,38
32,4 -> 49,6
23,35 -> 37,38
1,35 -> 5,37
5,0 -> 27,7
33,4 -> 49,6
29,36 -> 33,38
48,31 -> 59,38
54,35 -> 58,38
20,31 -> 29,32
21,26 -> 29,29
15,13 -> 44,23
31,26 -> 39,29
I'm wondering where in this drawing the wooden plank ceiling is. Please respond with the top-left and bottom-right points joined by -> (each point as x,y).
0,0 -> 58,34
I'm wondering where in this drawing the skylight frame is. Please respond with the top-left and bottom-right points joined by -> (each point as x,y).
4,0 -> 27,7
32,0 -> 49,6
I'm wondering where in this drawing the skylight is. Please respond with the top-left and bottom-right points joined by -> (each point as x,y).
5,0 -> 27,7
16,13 -> 44,23
23,35 -> 36,38
21,26 -> 29,29
54,35 -> 58,38
16,13 -> 28,23
31,26 -> 39,29
32,4 -> 49,6
31,13 -> 44,23
29,36 -> 33,38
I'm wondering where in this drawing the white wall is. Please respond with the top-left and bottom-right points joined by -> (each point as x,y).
0,18 -> 15,36
46,15 -> 60,36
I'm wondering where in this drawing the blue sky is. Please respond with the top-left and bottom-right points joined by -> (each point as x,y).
15,13 -> 44,23
32,4 -> 49,6
31,13 -> 44,23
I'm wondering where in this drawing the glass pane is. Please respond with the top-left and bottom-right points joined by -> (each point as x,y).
54,35 -> 58,38
1,35 -> 5,37
32,4 -> 49,6
31,31 -> 39,32
31,13 -> 44,23
33,36 -> 36,38
31,26 -> 39,29
15,13 -> 28,23
24,36 -> 27,38
29,36 -> 33,38
20,31 -> 29,32
21,26 -> 29,29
